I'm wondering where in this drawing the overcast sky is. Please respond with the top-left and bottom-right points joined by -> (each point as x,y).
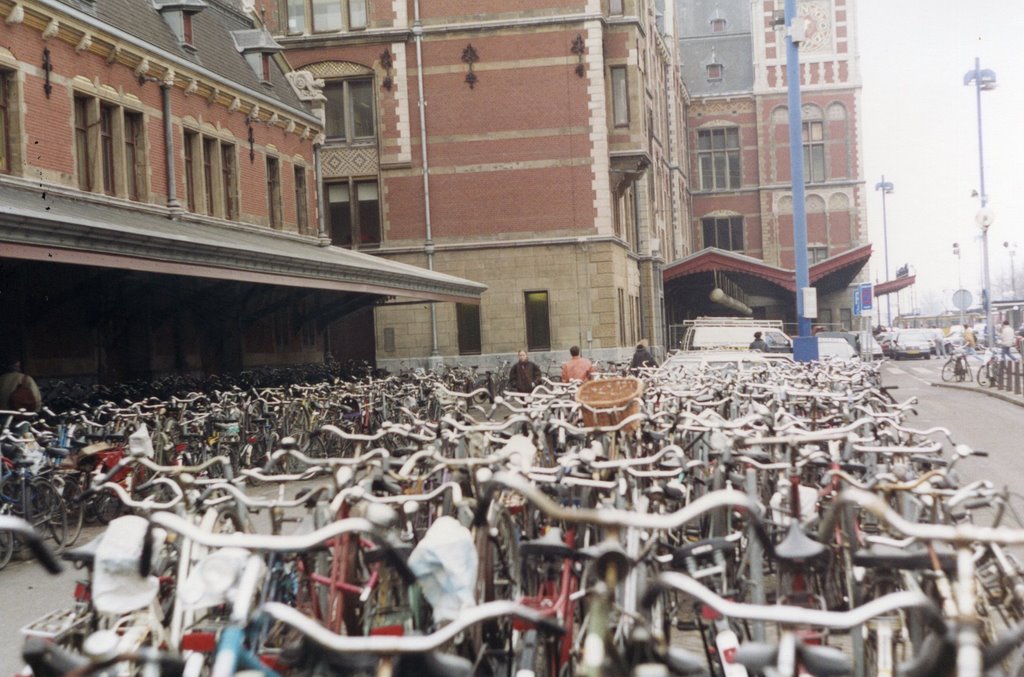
857,0 -> 1024,314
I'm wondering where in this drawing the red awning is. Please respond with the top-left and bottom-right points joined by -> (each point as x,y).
874,275 -> 916,296
662,244 -> 873,293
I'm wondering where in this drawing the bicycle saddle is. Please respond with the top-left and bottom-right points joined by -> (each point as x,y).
852,541 -> 956,571
773,522 -> 828,566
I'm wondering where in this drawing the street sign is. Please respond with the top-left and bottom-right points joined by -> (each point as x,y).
952,289 -> 973,311
853,289 -> 861,316
859,283 -> 873,312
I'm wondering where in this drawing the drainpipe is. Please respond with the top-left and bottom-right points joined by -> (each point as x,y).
161,84 -> 180,211
413,0 -> 440,359
314,143 -> 328,242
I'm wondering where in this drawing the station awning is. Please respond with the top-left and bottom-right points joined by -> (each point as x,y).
874,275 -> 916,297
663,243 -> 872,295
0,183 -> 486,304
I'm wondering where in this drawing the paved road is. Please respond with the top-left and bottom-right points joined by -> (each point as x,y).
1,361 -> 1020,670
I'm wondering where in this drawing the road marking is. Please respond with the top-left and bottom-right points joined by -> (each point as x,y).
910,366 -> 932,375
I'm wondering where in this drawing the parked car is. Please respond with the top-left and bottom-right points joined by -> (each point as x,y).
816,337 -> 859,362
890,329 -> 933,360
876,331 -> 897,358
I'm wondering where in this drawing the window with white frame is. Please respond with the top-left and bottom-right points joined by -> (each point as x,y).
323,78 -> 375,143
803,120 -> 825,183
286,0 -> 366,35
697,127 -> 740,190
610,66 -> 629,127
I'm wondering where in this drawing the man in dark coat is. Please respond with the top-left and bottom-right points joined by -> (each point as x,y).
509,350 -> 543,392
629,340 -> 657,371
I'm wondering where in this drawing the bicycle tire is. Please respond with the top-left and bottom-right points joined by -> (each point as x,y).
940,359 -> 956,382
0,502 -> 15,570
978,363 -> 993,387
55,473 -> 85,547
29,478 -> 68,552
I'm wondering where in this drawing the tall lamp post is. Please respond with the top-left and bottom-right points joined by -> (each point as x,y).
1005,241 -> 1018,298
964,57 -> 996,347
875,177 -> 894,326
953,242 -> 965,325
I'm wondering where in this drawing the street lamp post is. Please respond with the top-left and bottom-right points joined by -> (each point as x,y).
1005,241 -> 1018,298
875,177 -> 894,327
953,242 -> 965,325
964,57 -> 997,347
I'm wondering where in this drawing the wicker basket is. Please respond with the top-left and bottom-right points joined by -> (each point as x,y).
576,377 -> 644,431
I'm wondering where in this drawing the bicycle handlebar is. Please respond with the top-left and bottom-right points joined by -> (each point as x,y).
261,600 -> 563,654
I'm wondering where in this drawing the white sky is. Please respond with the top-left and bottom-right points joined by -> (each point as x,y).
856,0 -> 1024,313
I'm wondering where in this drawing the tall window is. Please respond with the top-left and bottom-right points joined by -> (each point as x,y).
266,156 -> 282,228
456,303 -> 481,355
618,288 -> 626,345
524,291 -> 551,352
0,71 -> 12,174
840,308 -> 852,331
803,120 -> 825,183
222,144 -> 238,220
124,112 -> 144,201
74,97 -> 92,191
324,79 -> 375,142
706,63 -> 723,81
183,130 -> 197,212
702,215 -> 744,252
711,18 -> 727,32
294,166 -> 308,234
99,105 -> 116,195
610,66 -> 629,127
326,179 -> 379,248
697,127 -> 740,190
203,137 -> 217,215
287,0 -> 366,34
75,95 -> 148,200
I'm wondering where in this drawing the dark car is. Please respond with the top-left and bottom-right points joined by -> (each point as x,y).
890,330 -> 933,360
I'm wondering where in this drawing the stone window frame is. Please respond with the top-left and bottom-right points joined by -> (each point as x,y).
322,77 -> 376,145
182,126 -> 239,219
266,154 -> 283,229
701,214 -> 744,252
610,66 -> 629,128
324,177 -> 380,249
0,66 -> 23,176
802,119 -> 826,183
524,291 -> 551,352
73,90 -> 149,202
456,303 -> 482,355
696,126 -> 741,191
293,164 -> 309,234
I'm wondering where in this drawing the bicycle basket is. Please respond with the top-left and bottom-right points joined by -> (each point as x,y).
576,377 -> 644,431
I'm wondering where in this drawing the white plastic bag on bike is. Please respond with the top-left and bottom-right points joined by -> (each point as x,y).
407,516 -> 478,623
92,515 -> 165,614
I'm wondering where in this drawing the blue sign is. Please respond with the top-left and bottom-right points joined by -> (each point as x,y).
853,289 -> 862,316
859,283 -> 873,312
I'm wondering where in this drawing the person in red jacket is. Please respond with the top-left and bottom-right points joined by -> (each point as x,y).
560,345 -> 594,382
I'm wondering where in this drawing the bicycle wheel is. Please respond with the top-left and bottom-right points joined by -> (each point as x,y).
978,363 -> 993,387
0,502 -> 15,570
55,473 -> 85,547
940,359 -> 956,382
28,478 -> 68,552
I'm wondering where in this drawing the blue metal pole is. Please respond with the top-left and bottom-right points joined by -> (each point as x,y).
784,0 -> 816,360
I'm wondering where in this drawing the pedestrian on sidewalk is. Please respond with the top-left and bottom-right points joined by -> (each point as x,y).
560,345 -> 594,382
963,324 -> 977,355
509,349 -> 543,392
999,320 -> 1019,361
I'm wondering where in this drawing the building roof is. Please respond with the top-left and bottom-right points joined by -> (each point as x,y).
874,275 -> 915,296
43,0 -> 306,114
0,183 -> 486,304
663,244 -> 872,295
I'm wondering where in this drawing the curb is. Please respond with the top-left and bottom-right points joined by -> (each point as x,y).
931,381 -> 1024,409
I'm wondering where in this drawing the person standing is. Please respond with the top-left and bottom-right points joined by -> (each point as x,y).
629,340 -> 657,372
0,357 -> 42,412
509,350 -> 543,392
999,320 -> 1018,360
560,345 -> 594,382
749,332 -> 768,351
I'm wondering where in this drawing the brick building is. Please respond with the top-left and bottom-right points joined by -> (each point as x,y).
270,0 -> 688,370
666,0 -> 870,341
0,0 -> 483,382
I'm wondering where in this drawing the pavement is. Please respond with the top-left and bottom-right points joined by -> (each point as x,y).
928,357 -> 1024,408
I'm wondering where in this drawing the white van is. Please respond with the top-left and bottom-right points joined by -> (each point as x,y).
680,317 -> 793,353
